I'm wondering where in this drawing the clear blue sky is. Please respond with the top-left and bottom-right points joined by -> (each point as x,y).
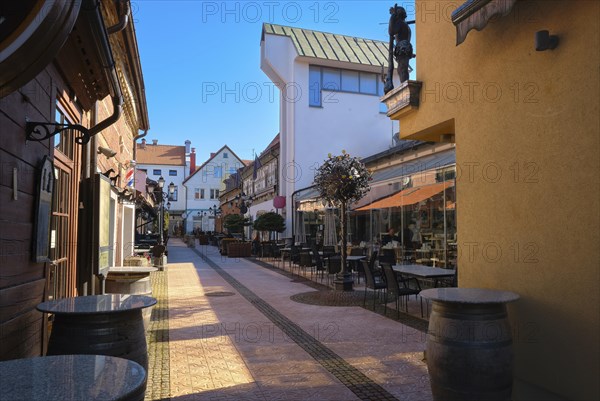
134,1 -> 417,163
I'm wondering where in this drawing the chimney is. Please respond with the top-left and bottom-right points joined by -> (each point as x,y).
185,140 -> 191,154
141,138 -> 146,149
210,152 -> 216,158
190,148 -> 196,175
152,139 -> 158,145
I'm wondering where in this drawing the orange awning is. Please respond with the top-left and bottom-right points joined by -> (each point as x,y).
355,181 -> 454,211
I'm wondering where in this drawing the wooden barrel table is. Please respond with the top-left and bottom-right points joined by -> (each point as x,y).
0,355 -> 146,401
420,288 -> 519,401
105,266 -> 157,330
37,295 -> 156,372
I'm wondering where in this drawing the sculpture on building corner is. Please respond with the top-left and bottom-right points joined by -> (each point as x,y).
384,4 -> 415,94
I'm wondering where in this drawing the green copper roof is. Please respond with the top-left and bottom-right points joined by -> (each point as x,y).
262,23 -> 389,68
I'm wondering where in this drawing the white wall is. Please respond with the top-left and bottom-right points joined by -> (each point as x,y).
137,163 -> 187,212
184,148 -> 244,232
261,32 -> 394,237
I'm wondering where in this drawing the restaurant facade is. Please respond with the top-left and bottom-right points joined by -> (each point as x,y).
294,139 -> 457,268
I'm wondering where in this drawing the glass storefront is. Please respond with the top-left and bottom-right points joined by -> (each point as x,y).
293,163 -> 457,268
351,165 -> 456,267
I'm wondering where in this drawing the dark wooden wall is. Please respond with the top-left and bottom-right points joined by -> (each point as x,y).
0,65 -> 58,360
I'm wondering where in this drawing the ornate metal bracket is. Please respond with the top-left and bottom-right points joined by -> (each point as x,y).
26,121 -> 91,144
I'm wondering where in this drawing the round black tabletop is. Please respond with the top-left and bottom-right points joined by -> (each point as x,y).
0,355 -> 146,401
37,294 -> 157,315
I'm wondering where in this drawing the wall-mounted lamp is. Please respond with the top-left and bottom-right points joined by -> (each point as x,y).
535,30 -> 559,51
98,146 -> 117,158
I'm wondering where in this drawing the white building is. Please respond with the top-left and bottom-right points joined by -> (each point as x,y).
182,145 -> 245,233
260,23 -> 397,237
136,138 -> 195,234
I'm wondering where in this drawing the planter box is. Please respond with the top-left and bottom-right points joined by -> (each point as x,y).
227,242 -> 251,258
220,238 -> 238,255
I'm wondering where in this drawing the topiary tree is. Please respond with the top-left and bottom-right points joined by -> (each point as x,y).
223,214 -> 250,240
314,150 -> 371,291
253,212 -> 285,240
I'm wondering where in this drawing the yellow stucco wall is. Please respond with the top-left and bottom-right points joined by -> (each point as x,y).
398,1 -> 600,399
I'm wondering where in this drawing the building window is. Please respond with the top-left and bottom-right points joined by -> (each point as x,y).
210,189 -> 219,199
309,65 -> 384,107
323,68 -> 340,91
214,166 -> 222,178
341,70 -> 359,92
195,188 -> 205,199
169,170 -> 177,176
223,152 -> 228,158
169,187 -> 178,201
153,169 -> 161,176
309,65 -> 322,107
378,83 -> 387,114
54,104 -> 75,159
360,72 -> 378,95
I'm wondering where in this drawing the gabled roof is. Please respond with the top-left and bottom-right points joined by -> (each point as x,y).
261,133 -> 280,155
136,144 -> 186,166
262,23 -> 389,68
182,145 -> 245,184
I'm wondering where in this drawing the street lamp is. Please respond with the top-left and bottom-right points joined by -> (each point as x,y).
235,192 -> 253,214
155,176 -> 175,244
208,204 -> 222,232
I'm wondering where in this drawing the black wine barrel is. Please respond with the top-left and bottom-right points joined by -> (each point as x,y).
47,309 -> 148,371
426,302 -> 514,401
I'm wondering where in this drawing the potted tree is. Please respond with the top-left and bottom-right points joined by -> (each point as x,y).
222,214 -> 251,257
253,212 -> 286,257
253,212 -> 285,238
314,151 -> 371,291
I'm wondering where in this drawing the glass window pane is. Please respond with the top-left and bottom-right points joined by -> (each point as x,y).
309,66 -> 321,107
322,68 -> 340,91
360,72 -> 377,94
341,70 -> 359,92
169,170 -> 177,176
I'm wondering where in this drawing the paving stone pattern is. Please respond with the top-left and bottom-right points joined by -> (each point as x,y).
145,270 -> 171,401
250,258 -> 429,333
194,248 -> 400,401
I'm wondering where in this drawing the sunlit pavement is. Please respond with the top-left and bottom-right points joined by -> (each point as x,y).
146,238 -> 432,401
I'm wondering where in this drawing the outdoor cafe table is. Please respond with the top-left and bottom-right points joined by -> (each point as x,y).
392,264 -> 456,287
0,354 -> 146,401
37,294 -> 156,371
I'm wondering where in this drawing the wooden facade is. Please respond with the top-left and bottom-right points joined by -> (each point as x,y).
0,0 -> 149,361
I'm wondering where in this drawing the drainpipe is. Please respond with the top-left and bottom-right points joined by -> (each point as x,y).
133,129 -> 147,162
107,0 -> 130,34
79,0 -> 124,144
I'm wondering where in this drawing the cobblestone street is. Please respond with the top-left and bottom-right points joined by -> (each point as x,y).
144,239 -> 431,401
